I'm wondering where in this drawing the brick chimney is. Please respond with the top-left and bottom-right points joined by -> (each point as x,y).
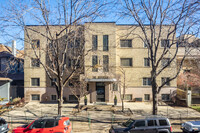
12,40 -> 16,56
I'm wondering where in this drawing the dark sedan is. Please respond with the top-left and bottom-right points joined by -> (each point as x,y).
0,117 -> 9,133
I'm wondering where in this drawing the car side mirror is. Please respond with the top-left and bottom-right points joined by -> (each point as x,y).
131,125 -> 135,129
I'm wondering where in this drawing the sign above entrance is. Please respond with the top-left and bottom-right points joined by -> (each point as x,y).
85,78 -> 117,82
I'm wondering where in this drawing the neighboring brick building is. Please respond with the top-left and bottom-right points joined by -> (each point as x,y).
24,23 -> 177,103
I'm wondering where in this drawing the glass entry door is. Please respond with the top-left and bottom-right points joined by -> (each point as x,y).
96,83 -> 105,102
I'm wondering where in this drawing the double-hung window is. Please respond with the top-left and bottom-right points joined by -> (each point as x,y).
120,40 -> 132,47
103,35 -> 109,51
143,78 -> 151,86
121,58 -> 132,67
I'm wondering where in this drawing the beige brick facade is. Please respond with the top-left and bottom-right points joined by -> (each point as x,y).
24,23 -> 177,103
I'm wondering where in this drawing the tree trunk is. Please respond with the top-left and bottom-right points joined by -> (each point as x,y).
152,77 -> 158,115
58,87 -> 63,115
152,90 -> 158,115
78,99 -> 80,112
122,98 -> 124,112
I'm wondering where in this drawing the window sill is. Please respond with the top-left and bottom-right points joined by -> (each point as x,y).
31,86 -> 40,87
119,47 -> 133,49
120,66 -> 133,68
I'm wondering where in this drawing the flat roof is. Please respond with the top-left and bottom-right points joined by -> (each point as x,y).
0,77 -> 12,81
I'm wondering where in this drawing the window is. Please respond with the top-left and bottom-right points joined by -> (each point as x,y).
147,120 -> 157,126
67,58 -> 71,67
162,94 -> 170,101
44,119 -> 58,128
32,40 -> 40,48
31,58 -> 40,67
31,78 -> 40,86
92,55 -> 98,72
69,95 -> 79,101
120,40 -> 132,47
103,55 -> 109,72
161,77 -> 170,86
159,119 -> 168,126
32,94 -> 40,100
144,94 -> 150,101
113,83 -> 118,91
87,83 -> 89,91
124,94 -> 132,101
144,40 -> 149,48
68,80 -> 74,87
92,35 -> 98,50
161,58 -> 170,67
30,119 -> 45,129
51,78 -> 57,86
143,78 -> 151,86
103,35 -> 109,51
51,95 -> 57,101
0,119 -> 6,125
184,69 -> 191,73
161,39 -> 170,47
134,120 -> 145,127
144,58 -> 150,67
120,58 -> 132,67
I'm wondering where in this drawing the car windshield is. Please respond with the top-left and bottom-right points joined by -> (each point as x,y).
122,119 -> 135,127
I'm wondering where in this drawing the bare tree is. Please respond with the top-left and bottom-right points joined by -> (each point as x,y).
120,0 -> 200,114
69,77 -> 88,112
1,0 -> 109,115
115,67 -> 128,112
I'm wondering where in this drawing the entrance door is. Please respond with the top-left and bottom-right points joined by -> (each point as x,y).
96,83 -> 105,102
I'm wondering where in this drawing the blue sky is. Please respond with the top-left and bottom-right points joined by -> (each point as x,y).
0,0 -> 125,49
0,0 -> 199,49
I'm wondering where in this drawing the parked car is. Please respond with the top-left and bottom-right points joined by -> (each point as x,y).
0,117 -> 9,133
12,116 -> 72,133
109,115 -> 172,133
181,121 -> 200,133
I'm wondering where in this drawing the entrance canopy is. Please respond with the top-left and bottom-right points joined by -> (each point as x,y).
85,78 -> 117,82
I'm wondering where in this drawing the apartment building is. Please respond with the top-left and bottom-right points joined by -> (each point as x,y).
24,22 -> 177,103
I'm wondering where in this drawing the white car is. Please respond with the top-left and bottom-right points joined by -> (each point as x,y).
181,121 -> 200,133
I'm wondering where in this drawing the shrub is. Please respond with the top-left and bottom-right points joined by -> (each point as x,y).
12,97 -> 21,104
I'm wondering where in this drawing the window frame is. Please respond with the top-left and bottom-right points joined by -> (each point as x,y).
113,83 -> 118,91
51,95 -> 57,101
161,94 -> 170,101
92,55 -> 98,72
124,94 -> 132,101
161,39 -> 170,48
31,58 -> 40,67
144,94 -> 150,101
103,55 -> 109,72
92,35 -> 98,50
51,78 -> 57,86
143,77 -> 151,86
161,58 -> 170,67
31,40 -> 40,49
161,77 -> 170,86
144,58 -> 150,67
103,35 -> 109,51
31,78 -> 40,86
120,58 -> 133,67
144,40 -> 149,48
134,120 -> 146,128
31,94 -> 40,101
120,39 -> 132,48
158,119 -> 169,126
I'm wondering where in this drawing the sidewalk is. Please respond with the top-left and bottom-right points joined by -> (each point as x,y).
1,102 -> 200,132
